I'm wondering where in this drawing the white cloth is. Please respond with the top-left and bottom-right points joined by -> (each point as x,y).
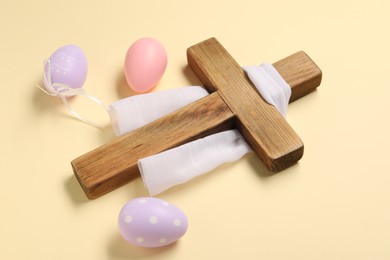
108,86 -> 209,136
138,130 -> 252,196
109,64 -> 291,195
243,64 -> 291,117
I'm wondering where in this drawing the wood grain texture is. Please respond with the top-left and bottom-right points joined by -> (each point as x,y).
72,92 -> 234,199
187,37 -> 321,172
273,51 -> 322,102
72,37 -> 322,199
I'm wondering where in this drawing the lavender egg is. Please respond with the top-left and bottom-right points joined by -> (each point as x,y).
43,44 -> 87,95
118,197 -> 188,248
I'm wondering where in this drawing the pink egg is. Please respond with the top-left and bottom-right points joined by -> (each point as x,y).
124,38 -> 168,93
118,197 -> 188,248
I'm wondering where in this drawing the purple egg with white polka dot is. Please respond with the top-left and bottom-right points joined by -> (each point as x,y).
118,197 -> 188,248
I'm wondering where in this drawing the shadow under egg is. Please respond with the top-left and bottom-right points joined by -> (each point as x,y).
107,231 -> 178,259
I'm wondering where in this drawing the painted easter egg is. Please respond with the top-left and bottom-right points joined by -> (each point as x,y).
124,38 -> 167,93
43,44 -> 88,95
118,197 -> 188,248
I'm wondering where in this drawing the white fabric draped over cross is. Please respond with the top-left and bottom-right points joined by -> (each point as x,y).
108,64 -> 291,196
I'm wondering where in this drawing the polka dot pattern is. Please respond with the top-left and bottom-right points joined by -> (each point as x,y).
43,44 -> 87,95
124,215 -> 133,223
173,219 -> 182,227
149,216 -> 158,224
118,197 -> 188,248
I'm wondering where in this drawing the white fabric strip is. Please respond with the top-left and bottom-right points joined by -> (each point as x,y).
108,86 -> 209,136
243,63 -> 291,117
111,64 -> 291,195
138,130 -> 252,196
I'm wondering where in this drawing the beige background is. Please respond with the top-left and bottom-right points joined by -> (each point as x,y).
1,0 -> 389,259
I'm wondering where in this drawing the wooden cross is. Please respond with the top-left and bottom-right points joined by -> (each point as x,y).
72,37 -> 322,199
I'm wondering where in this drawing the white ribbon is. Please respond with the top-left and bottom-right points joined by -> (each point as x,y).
37,59 -> 109,128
